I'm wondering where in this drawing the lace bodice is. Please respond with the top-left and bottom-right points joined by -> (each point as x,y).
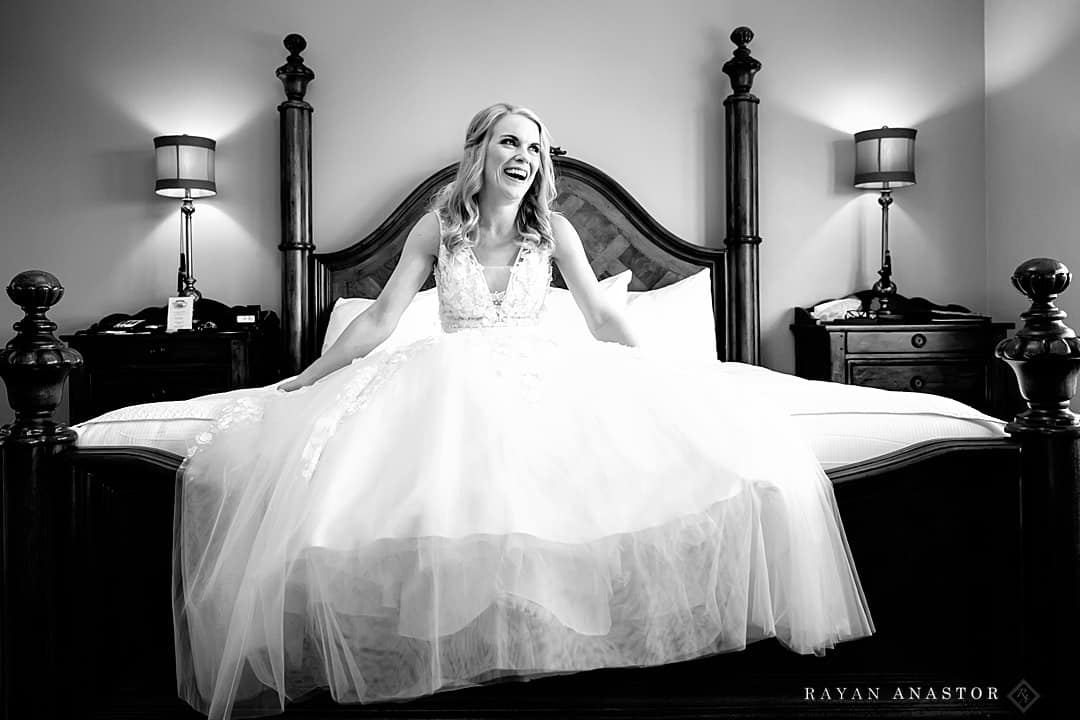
434,227 -> 552,332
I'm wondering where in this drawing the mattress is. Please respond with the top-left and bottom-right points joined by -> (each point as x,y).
72,365 -> 1007,472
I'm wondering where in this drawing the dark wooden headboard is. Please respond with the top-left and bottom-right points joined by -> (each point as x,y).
274,28 -> 762,374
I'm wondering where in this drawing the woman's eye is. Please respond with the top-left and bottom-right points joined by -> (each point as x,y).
528,145 -> 540,154
501,138 -> 517,146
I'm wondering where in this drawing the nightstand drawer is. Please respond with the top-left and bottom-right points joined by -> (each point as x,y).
77,335 -> 233,367
849,362 -> 984,403
847,330 -> 983,355
87,368 -> 233,414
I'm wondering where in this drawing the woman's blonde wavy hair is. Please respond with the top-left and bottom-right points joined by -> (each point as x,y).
431,103 -> 558,253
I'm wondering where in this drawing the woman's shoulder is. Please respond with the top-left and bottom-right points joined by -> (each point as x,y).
405,211 -> 442,256
551,212 -> 581,237
549,212 -> 581,257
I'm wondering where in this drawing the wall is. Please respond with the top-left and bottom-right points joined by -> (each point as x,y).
985,0 -> 1080,334
1,0 -> 987,425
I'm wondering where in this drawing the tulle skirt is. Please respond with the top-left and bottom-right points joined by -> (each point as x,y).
173,327 -> 873,719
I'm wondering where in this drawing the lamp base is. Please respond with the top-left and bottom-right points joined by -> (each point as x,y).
872,250 -> 902,321
873,290 -> 903,321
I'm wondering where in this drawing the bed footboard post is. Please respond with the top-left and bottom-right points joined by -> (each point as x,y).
996,258 -> 1080,718
277,33 -> 316,375
722,27 -> 762,365
0,271 -> 83,719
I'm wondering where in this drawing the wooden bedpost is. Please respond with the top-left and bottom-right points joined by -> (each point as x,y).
996,258 -> 1080,718
277,33 -> 316,375
0,271 -> 83,719
721,27 -> 761,365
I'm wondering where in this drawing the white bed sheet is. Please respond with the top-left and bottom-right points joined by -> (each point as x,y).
72,364 -> 1006,472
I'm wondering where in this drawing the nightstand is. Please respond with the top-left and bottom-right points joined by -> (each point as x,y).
791,310 -> 1016,418
64,302 -> 281,423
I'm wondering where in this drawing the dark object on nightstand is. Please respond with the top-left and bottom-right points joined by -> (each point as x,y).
792,306 -> 1018,418
63,298 -> 281,423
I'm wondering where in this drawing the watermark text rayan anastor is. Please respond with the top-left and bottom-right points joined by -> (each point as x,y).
804,686 -> 999,702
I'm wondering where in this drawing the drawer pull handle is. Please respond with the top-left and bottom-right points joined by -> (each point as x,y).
910,376 -> 926,391
911,333 -> 927,349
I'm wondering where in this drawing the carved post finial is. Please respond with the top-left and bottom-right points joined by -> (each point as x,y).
284,33 -> 307,57
277,33 -> 315,103
722,26 -> 761,95
0,270 -> 82,441
731,26 -> 754,48
996,257 -> 1080,433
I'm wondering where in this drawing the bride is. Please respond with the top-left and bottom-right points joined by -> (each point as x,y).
174,103 -> 874,719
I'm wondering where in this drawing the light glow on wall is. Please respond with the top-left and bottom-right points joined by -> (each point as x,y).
986,1 -> 1080,94
93,54 -> 265,141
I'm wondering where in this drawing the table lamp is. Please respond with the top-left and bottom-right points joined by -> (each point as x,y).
154,134 -> 216,299
854,126 -> 916,320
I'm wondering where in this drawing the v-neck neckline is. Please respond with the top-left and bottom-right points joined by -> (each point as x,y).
466,244 -> 525,302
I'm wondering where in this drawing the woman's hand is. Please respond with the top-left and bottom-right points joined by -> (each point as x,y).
277,377 -> 307,393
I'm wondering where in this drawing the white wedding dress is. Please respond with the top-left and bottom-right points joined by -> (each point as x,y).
174,227 -> 874,719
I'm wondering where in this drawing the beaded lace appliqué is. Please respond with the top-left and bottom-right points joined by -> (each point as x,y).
185,339 -> 439,483
188,397 -> 265,458
294,342 -> 433,481
434,239 -> 551,332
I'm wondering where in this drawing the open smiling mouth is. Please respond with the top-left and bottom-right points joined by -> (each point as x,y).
503,166 -> 529,182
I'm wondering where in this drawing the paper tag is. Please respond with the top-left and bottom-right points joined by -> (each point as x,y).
166,296 -> 196,332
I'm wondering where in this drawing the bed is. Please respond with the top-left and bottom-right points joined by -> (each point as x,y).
2,28 -> 1078,720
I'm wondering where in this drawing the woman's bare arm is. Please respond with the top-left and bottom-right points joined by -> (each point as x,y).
551,213 -> 639,347
279,213 -> 440,391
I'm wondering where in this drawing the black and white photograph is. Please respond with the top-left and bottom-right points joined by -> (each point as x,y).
1,1 -> 1077,718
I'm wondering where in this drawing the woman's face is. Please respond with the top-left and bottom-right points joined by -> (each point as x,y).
482,113 -> 542,202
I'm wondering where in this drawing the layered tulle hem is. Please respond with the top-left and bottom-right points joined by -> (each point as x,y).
175,483 -> 872,718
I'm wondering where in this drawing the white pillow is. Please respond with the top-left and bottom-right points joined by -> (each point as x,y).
625,269 -> 717,360
540,270 -> 631,341
321,287 -> 442,355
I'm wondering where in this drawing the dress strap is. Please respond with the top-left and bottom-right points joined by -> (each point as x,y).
432,211 -> 447,264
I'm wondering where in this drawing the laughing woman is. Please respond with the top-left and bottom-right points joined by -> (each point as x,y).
173,103 -> 874,720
